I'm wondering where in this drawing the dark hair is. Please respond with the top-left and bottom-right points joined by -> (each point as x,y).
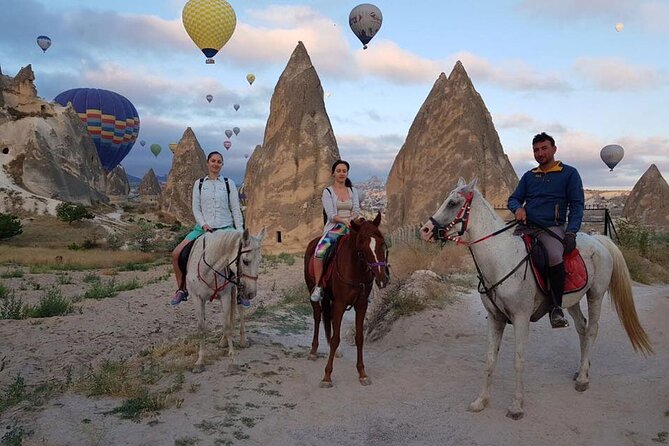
532,132 -> 555,147
331,160 -> 352,188
207,151 -> 223,161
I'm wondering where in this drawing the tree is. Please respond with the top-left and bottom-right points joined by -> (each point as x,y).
56,202 -> 94,225
0,213 -> 23,239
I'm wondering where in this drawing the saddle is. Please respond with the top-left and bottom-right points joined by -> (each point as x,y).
521,234 -> 588,295
308,234 -> 351,288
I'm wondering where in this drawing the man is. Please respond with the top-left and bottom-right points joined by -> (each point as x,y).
508,132 -> 584,328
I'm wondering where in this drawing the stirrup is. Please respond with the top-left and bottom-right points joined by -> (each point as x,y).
550,307 -> 569,329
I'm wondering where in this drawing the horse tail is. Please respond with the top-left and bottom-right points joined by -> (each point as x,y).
593,235 -> 654,356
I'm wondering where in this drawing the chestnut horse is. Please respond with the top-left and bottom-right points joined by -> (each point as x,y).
304,213 -> 390,387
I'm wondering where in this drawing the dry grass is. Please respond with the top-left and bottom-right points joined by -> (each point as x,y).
4,215 -> 106,248
389,240 -> 472,280
0,247 -> 161,269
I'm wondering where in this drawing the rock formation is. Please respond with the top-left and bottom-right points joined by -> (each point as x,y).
106,165 -> 130,200
139,168 -> 162,203
243,42 -> 340,253
0,65 -> 108,215
386,61 -> 518,227
160,127 -> 207,224
623,164 -> 669,230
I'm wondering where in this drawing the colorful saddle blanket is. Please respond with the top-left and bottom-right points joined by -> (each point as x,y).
521,234 -> 588,295
308,234 -> 351,288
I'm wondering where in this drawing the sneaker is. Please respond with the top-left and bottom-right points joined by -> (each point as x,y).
170,289 -> 188,306
549,307 -> 569,329
237,296 -> 252,309
310,286 -> 322,302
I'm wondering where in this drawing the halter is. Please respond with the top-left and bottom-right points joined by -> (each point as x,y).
197,234 -> 259,302
430,191 -> 474,245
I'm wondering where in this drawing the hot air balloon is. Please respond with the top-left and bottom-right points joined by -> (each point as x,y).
246,73 -> 255,85
206,94 -> 213,103
169,143 -> 178,153
225,129 -> 233,138
53,88 -> 140,172
233,103 -> 240,111
182,0 -> 236,64
232,127 -> 240,136
140,140 -> 146,147
615,23 -> 624,32
349,4 -> 383,49
150,144 -> 162,157
223,140 -> 232,150
244,153 -> 249,159
600,144 -> 624,171
36,35 -> 51,53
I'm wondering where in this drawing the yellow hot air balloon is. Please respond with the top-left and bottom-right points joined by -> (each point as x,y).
615,22 -> 624,32
246,73 -> 256,85
182,0 -> 236,64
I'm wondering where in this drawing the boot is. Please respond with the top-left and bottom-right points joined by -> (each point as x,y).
548,263 -> 569,329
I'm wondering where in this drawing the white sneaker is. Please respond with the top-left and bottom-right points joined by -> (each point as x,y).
310,286 -> 322,302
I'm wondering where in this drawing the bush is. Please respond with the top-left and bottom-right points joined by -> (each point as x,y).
56,202 -> 94,225
130,221 -> 155,252
23,288 -> 74,318
106,232 -> 124,250
0,213 -> 23,240
0,292 -> 24,320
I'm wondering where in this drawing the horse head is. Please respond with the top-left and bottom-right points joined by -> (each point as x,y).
236,227 -> 266,300
351,212 -> 389,289
420,177 -> 479,243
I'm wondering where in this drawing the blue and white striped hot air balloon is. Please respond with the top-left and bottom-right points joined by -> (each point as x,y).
36,35 -> 51,53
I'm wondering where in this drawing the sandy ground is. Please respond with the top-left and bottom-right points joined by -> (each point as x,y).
1,261 -> 668,446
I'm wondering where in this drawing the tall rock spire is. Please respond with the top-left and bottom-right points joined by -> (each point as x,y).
386,61 -> 518,227
160,127 -> 207,224
244,41 -> 340,253
623,164 -> 669,230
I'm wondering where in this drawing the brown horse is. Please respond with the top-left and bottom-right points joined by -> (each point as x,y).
304,213 -> 390,387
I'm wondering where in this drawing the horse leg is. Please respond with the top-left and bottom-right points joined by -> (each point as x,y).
320,304 -> 344,388
574,292 -> 603,392
506,317 -> 530,420
238,303 -> 247,349
219,291 -> 235,357
322,297 -> 342,358
567,303 -> 588,381
309,301 -> 322,360
469,315 -> 506,413
193,298 -> 207,373
355,303 -> 371,386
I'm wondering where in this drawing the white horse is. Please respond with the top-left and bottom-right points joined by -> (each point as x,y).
420,178 -> 653,420
185,228 -> 266,373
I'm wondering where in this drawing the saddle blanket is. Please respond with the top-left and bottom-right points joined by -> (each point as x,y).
521,234 -> 588,295
308,234 -> 351,288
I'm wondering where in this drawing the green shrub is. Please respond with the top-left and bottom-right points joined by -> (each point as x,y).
1,268 -> 24,279
114,279 -> 141,292
130,221 -> 155,252
106,232 -> 124,250
83,272 -> 100,283
56,202 -> 94,225
277,252 -> 296,266
0,291 -> 24,319
118,263 -> 149,272
0,283 -> 9,299
617,218 -> 651,255
24,288 -> 74,318
0,375 -> 26,412
84,280 -> 118,299
0,213 -> 22,240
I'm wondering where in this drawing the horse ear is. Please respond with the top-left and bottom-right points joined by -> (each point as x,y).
468,177 -> 479,190
351,218 -> 361,232
257,227 -> 267,241
373,212 -> 381,227
457,177 -> 466,187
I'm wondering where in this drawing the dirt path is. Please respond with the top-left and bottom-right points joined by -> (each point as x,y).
1,266 -> 667,446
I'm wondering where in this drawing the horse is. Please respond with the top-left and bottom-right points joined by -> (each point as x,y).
420,178 -> 653,420
304,213 -> 390,387
185,228 -> 266,373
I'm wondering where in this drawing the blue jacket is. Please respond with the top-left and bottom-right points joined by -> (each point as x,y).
508,162 -> 584,233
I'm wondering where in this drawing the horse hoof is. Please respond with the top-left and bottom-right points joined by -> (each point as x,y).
573,372 -> 578,381
506,409 -> 524,420
575,381 -> 589,392
238,341 -> 248,349
307,353 -> 318,361
192,364 -> 205,374
319,381 -> 333,388
359,377 -> 372,386
468,399 -> 488,413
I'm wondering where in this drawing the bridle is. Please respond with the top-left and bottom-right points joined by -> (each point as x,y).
197,234 -> 260,302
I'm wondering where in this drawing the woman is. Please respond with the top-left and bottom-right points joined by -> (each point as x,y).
170,151 -> 245,306
310,160 -> 362,302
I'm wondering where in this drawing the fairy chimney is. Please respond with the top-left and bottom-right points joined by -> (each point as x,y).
106,165 -> 130,202
243,41 -> 340,253
160,127 -> 207,225
139,168 -> 162,203
622,164 -> 669,230
386,61 -> 518,227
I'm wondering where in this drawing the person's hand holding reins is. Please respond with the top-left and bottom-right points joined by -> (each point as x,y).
563,232 -> 577,253
202,224 -> 213,232
514,208 -> 527,224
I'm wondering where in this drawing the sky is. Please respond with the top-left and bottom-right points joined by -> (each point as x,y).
1,0 -> 668,189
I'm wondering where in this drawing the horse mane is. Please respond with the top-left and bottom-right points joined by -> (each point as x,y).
461,184 -> 505,226
203,230 -> 243,264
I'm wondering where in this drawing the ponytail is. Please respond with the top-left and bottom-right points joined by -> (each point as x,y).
345,178 -> 352,188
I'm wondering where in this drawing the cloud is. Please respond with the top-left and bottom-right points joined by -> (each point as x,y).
493,113 -> 569,133
453,52 -> 571,91
354,41 -> 444,84
336,133 -> 405,180
572,57 -> 667,90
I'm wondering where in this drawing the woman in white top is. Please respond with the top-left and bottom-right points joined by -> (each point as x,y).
170,151 -> 244,305
310,160 -> 362,302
